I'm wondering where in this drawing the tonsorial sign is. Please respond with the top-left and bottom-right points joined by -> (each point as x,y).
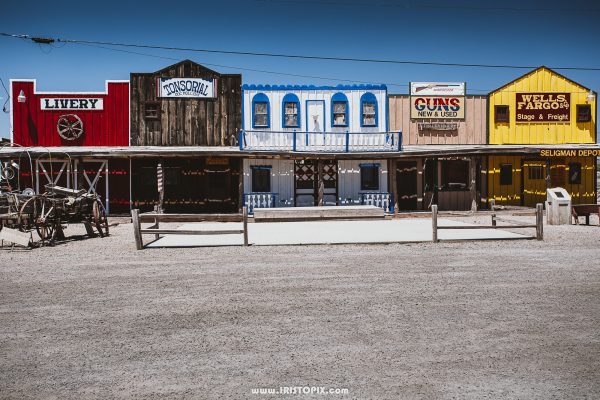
157,77 -> 216,98
516,93 -> 570,122
41,98 -> 103,110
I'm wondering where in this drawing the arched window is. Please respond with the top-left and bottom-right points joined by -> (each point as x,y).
282,93 -> 300,128
331,92 -> 349,127
252,93 -> 270,128
360,92 -> 378,127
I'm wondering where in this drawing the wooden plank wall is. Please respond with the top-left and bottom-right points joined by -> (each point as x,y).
243,159 -> 295,206
488,155 -> 596,206
388,95 -> 487,145
131,61 -> 241,147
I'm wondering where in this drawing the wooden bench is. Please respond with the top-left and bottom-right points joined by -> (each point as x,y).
252,205 -> 385,222
132,207 -> 248,250
571,204 -> 600,226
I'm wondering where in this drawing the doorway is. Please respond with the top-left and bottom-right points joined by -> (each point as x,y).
396,161 -> 418,210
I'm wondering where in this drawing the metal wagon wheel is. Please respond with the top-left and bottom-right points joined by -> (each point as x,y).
93,199 -> 109,237
19,196 -> 57,241
57,114 -> 84,141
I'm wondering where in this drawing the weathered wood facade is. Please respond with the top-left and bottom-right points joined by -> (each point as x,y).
388,95 -> 487,145
130,60 -> 241,147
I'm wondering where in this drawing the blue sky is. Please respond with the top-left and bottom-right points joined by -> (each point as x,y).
1,0 -> 599,139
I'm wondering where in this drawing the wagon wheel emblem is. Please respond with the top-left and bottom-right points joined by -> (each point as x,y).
57,114 -> 84,140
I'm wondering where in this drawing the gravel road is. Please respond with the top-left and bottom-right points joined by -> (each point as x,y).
1,214 -> 599,399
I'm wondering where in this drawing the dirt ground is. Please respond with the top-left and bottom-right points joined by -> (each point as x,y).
1,214 -> 599,399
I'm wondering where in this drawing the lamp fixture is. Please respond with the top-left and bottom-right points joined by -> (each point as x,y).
586,89 -> 595,102
17,90 -> 26,103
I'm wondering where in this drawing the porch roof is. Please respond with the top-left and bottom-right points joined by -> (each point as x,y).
0,144 -> 599,159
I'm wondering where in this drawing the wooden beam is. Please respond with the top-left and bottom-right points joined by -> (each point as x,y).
138,213 -> 243,223
316,160 -> 324,207
469,157 -> 478,212
140,229 -> 244,235
389,158 -> 398,216
132,209 -> 143,250
431,204 -> 438,243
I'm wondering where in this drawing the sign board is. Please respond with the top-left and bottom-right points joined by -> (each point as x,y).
540,149 -> 600,157
417,122 -> 459,131
205,156 -> 229,166
516,93 -> 570,122
410,82 -> 465,96
41,98 -> 103,110
157,77 -> 216,98
410,96 -> 465,119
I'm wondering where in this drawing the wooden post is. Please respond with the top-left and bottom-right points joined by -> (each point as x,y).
389,158 -> 398,216
154,217 -> 160,241
238,159 -> 244,213
432,204 -> 438,243
491,214 -> 496,227
243,206 -> 249,246
490,198 -> 495,211
316,160 -> 324,207
536,203 -> 544,240
132,209 -> 143,250
469,157 -> 478,212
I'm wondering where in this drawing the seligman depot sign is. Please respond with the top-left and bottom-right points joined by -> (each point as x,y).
516,93 -> 570,122
157,77 -> 216,98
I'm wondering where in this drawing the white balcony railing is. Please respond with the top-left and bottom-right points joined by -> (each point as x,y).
239,130 -> 402,152
244,192 -> 278,214
360,192 -> 393,213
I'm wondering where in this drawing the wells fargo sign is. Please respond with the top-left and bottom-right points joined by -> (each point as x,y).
410,96 -> 465,119
516,93 -> 570,122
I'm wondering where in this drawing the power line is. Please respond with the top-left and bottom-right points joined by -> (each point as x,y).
1,32 -> 600,71
254,0 -> 600,12
74,42 -> 406,88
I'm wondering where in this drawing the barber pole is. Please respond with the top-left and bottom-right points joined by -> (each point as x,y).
157,163 -> 164,213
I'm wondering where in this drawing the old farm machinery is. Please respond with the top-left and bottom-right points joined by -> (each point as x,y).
1,185 -> 109,245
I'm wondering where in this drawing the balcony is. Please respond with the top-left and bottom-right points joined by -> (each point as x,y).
239,130 -> 402,152
244,192 -> 394,214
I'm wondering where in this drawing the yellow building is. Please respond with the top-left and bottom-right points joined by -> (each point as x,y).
488,67 -> 597,207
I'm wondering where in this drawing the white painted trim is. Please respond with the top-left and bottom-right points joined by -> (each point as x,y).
9,79 -> 13,144
10,79 -> 129,95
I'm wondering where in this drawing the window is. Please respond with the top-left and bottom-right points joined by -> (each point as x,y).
500,164 -> 513,186
495,105 -> 509,123
164,167 -> 181,186
331,92 -> 348,127
282,93 -> 300,128
569,162 -> 582,184
577,104 -> 591,122
360,92 -> 378,127
360,164 -> 379,191
251,166 -> 271,192
144,102 -> 160,120
528,165 -> 544,180
441,159 -> 469,191
252,93 -> 270,128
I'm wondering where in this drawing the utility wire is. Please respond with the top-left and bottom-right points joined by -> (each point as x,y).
1,32 -> 600,71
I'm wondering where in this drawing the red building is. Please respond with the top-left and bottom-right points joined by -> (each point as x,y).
11,80 -> 129,146
9,80 -> 131,213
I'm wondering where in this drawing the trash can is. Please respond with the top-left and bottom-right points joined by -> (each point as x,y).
545,187 -> 572,225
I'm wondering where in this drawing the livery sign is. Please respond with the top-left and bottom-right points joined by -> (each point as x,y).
41,98 -> 103,110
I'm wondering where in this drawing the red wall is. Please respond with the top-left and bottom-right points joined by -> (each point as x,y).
11,80 -> 129,146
